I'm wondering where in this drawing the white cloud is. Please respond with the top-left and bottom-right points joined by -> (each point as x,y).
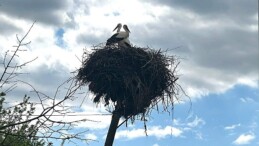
233,133 -> 255,145
240,97 -> 255,103
0,0 -> 257,103
153,144 -> 159,146
74,114 -> 111,130
173,119 -> 181,126
249,121 -> 258,131
64,104 -> 113,130
173,116 -> 206,140
85,133 -> 97,141
187,116 -> 205,128
237,78 -> 258,88
29,94 -> 113,130
0,1 -> 258,146
115,126 -> 182,140
195,132 -> 203,140
224,124 -> 241,130
173,116 -> 206,130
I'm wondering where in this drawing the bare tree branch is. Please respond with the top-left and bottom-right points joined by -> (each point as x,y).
0,22 -> 95,145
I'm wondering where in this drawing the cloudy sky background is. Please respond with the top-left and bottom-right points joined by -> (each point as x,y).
0,0 -> 258,146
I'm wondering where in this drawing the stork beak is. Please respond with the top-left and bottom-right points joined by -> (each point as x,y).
113,23 -> 121,31
125,25 -> 130,33
113,25 -> 119,31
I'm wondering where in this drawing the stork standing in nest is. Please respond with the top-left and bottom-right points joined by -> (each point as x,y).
106,23 -> 131,47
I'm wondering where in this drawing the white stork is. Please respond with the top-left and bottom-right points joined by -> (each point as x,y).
118,37 -> 131,47
118,25 -> 132,47
106,24 -> 131,47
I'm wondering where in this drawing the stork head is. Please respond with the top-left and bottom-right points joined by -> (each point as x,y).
123,25 -> 130,33
113,23 -> 122,32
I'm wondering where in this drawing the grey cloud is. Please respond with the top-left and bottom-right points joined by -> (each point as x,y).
0,19 -> 22,35
0,58 -> 83,103
161,0 -> 228,14
76,33 -> 102,45
131,13 -> 258,74
64,0 -> 90,29
147,0 -> 257,23
0,0 -> 72,26
130,23 -> 191,54
20,63 -> 72,97
1,0 -> 257,99
76,30 -> 110,45
129,5 -> 258,95
64,11 -> 77,29
190,28 -> 258,75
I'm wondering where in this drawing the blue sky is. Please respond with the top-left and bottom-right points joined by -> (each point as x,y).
67,84 -> 258,146
0,0 -> 258,146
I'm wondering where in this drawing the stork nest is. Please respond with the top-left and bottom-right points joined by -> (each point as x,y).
77,45 -> 179,118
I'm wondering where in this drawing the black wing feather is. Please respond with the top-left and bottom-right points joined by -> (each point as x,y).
106,33 -> 124,45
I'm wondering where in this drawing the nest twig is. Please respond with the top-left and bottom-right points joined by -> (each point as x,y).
77,45 -> 179,118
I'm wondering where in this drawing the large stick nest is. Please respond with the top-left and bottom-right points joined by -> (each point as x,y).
77,45 -> 179,118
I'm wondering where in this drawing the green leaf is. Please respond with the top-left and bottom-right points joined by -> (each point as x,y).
0,92 -> 6,96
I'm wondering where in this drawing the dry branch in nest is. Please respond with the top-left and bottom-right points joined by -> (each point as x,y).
77,45 -> 179,118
